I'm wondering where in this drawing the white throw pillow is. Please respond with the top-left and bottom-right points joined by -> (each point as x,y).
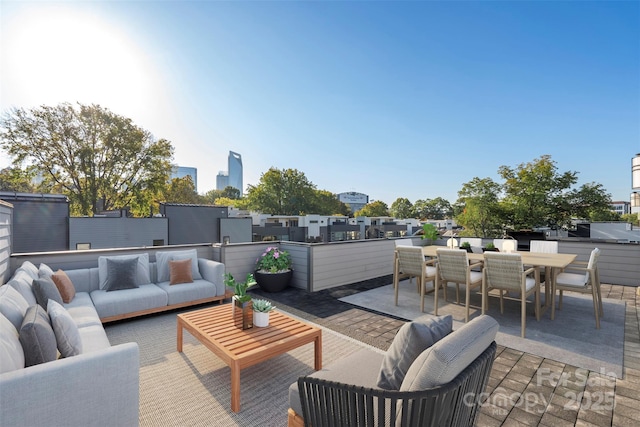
98,253 -> 151,290
47,300 -> 83,357
0,285 -> 30,331
155,249 -> 202,283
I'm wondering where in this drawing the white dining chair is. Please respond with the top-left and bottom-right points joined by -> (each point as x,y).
529,240 -> 559,254
393,246 -> 438,312
493,238 -> 518,253
435,248 -> 481,322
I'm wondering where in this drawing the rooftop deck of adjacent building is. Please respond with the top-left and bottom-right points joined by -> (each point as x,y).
249,276 -> 640,427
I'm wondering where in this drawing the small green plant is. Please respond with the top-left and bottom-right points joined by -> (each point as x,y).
484,242 -> 496,250
252,299 -> 276,313
256,246 -> 292,273
224,273 -> 256,303
420,223 -> 439,241
460,241 -> 471,250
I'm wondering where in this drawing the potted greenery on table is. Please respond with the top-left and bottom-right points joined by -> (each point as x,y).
252,299 -> 276,327
224,273 -> 256,330
254,246 -> 293,292
460,241 -> 472,253
483,242 -> 498,252
420,223 -> 440,245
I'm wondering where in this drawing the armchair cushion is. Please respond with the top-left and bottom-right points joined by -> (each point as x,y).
377,314 -> 452,390
401,314 -> 498,391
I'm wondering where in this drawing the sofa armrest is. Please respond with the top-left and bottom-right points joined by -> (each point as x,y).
198,258 -> 226,296
0,342 -> 139,427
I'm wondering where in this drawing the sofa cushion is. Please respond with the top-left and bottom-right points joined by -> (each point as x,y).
77,324 -> 112,353
90,284 -> 168,319
377,315 -> 452,390
169,258 -> 194,285
47,299 -> 83,358
7,272 -> 37,306
33,277 -> 64,309
18,261 -> 39,280
156,249 -> 202,282
38,263 -> 55,278
0,313 -> 25,373
64,293 -> 103,328
19,305 -> 58,367
51,269 -> 76,303
104,257 -> 139,292
156,279 -> 218,306
98,253 -> 151,290
0,284 -> 29,331
400,315 -> 499,391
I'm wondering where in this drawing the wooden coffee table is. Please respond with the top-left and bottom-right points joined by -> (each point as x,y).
177,304 -> 322,412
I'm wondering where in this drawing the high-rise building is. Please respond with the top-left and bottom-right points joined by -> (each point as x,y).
228,151 -> 243,194
632,153 -> 640,215
171,166 -> 198,192
216,151 -> 243,194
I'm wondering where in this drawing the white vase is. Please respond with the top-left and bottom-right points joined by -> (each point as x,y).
253,311 -> 270,327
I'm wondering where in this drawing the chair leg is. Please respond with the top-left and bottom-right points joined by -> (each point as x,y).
465,284 -> 471,323
551,282 -> 557,320
434,275 -> 439,316
481,278 -> 487,315
394,268 -> 399,306
420,276 -> 425,313
499,290 -> 504,314
592,285 -> 600,329
559,290 -> 563,310
455,284 -> 460,304
521,294 -> 526,338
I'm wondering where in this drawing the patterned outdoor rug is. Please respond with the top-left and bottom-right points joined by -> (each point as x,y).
339,281 -> 626,377
105,306 -> 383,427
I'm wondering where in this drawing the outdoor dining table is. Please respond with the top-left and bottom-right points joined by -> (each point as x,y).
421,246 -> 577,314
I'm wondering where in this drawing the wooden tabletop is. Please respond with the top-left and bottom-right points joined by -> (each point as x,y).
177,303 -> 322,412
421,246 -> 576,269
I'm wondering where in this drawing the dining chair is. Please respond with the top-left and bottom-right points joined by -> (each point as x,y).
394,239 -> 416,284
434,248 -> 481,322
529,240 -> 559,254
493,238 -> 518,253
551,248 -> 603,329
482,252 -> 540,338
394,246 -> 438,312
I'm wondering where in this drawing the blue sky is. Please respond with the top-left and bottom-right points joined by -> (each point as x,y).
1,0 -> 638,207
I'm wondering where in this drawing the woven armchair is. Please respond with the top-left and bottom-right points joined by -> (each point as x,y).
393,246 -> 438,313
296,341 -> 496,427
435,249 -> 483,322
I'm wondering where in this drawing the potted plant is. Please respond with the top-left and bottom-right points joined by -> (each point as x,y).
254,246 -> 293,292
460,241 -> 472,253
224,273 -> 256,329
420,223 -> 440,245
252,299 -> 276,327
483,242 -> 498,252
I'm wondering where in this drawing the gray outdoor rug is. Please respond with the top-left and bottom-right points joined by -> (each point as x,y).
105,307 -> 383,427
339,281 -> 626,377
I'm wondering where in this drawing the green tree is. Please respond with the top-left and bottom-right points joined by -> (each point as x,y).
220,186 -> 241,199
312,190 -> 350,216
414,197 -> 452,220
0,103 -> 173,216
163,176 -> 201,204
498,155 -> 577,230
354,200 -> 389,217
245,167 -> 317,215
390,197 -> 414,219
621,213 -> 639,226
455,177 -> 503,237
0,166 -> 38,192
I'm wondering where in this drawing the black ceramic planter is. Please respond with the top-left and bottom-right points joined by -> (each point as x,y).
254,270 -> 293,292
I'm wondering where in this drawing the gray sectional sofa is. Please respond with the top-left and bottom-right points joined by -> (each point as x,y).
0,249 -> 228,427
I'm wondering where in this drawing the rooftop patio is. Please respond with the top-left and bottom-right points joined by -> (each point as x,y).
247,276 -> 640,427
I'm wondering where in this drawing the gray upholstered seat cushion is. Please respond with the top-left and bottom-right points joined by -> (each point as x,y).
377,314 -> 452,390
400,315 -> 499,391
155,279 -> 218,306
0,313 -> 24,374
63,293 -> 103,328
0,285 -> 29,331
90,284 -> 168,319
77,324 -> 112,353
289,348 -> 384,417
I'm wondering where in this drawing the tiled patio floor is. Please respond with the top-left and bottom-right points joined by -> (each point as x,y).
249,278 -> 640,427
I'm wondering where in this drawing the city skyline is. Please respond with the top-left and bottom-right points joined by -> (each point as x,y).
1,1 -> 638,206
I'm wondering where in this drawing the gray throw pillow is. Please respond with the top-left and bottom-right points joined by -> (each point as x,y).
98,253 -> 151,290
0,284 -> 29,331
8,271 -> 37,307
32,277 -> 64,310
400,315 -> 499,391
104,257 -> 139,292
38,263 -> 55,278
47,300 -> 82,357
19,305 -> 58,367
377,314 -> 453,390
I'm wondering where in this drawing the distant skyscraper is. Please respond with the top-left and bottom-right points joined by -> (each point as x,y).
216,172 -> 228,191
171,166 -> 198,192
228,151 -> 243,194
